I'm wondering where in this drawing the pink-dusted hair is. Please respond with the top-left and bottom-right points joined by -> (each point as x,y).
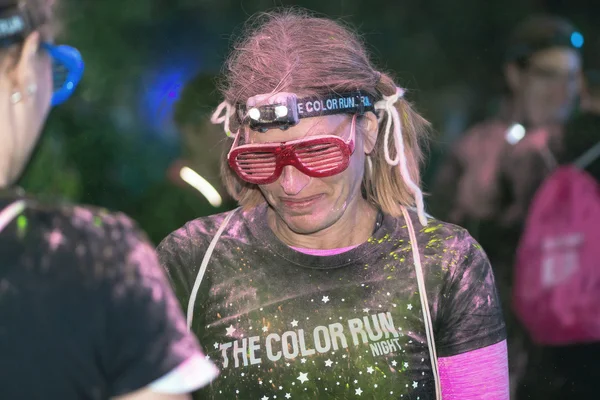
218,9 -> 431,218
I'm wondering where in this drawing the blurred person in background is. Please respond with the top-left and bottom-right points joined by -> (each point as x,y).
159,9 -> 508,400
430,14 -> 583,252
131,73 -> 235,245
429,15 -> 583,397
0,0 -> 218,398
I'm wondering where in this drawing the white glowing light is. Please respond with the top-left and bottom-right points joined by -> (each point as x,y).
248,107 -> 261,120
506,123 -> 526,145
179,167 -> 222,207
275,105 -> 288,118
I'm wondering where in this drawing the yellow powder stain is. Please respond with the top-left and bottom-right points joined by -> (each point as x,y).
423,224 -> 443,233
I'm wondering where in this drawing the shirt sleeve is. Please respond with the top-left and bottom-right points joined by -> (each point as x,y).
434,231 -> 506,357
156,224 -> 199,314
103,218 -> 216,397
438,340 -> 509,399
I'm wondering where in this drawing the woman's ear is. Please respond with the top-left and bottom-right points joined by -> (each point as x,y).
14,32 -> 41,88
362,111 -> 379,154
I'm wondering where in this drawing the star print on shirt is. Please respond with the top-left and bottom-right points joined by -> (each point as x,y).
261,396 -> 269,400
301,358 -> 307,364
366,367 -> 374,374
285,394 -> 291,399
291,319 -> 298,327
297,372 -> 308,384
362,308 -> 370,313
355,388 -> 363,395
407,304 -> 413,310
225,325 -> 236,336
322,296 -> 330,303
213,342 -> 219,349
325,359 -> 333,367
412,381 -> 418,388
262,326 -> 268,332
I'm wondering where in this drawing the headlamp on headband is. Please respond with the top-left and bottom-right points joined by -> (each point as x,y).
245,95 -> 299,132
239,91 -> 376,133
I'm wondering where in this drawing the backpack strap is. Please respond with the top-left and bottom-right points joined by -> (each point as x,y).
574,141 -> 600,170
402,206 -> 441,400
187,210 -> 237,330
0,200 -> 26,235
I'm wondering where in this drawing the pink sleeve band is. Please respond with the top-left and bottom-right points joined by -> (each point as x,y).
438,340 -> 509,400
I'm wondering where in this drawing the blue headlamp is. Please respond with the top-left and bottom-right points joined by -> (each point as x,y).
0,4 -> 84,106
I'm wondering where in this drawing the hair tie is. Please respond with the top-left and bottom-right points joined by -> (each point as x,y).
374,86 -> 427,226
210,100 -> 236,137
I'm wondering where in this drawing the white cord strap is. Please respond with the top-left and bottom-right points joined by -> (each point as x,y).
0,200 -> 26,235
402,206 -> 442,399
210,100 -> 236,138
375,88 -> 427,227
187,210 -> 237,330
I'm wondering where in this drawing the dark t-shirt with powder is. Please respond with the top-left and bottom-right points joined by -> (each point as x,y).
0,190 -> 208,399
158,204 -> 506,400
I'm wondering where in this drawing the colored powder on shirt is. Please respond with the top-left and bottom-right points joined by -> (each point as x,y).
292,245 -> 509,399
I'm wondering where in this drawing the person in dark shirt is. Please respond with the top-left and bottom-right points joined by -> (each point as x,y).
158,10 -> 508,400
0,0 -> 217,398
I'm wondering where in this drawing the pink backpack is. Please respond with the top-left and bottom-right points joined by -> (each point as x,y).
513,142 -> 600,345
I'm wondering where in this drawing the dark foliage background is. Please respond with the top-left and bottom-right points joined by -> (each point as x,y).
19,0 -> 599,244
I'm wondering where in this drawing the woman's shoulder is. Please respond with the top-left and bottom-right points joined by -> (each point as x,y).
1,195 -> 160,281
401,208 -> 479,246
399,208 -> 489,272
8,195 -> 144,243
157,206 -> 250,254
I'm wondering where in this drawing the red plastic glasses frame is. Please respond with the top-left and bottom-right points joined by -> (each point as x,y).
228,115 -> 357,185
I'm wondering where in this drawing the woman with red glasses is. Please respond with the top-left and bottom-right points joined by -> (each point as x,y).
0,0 -> 217,398
159,9 -> 508,400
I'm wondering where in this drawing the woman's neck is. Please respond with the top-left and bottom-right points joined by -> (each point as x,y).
268,198 -> 379,250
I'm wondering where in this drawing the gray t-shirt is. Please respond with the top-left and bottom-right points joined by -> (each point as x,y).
159,204 -> 505,399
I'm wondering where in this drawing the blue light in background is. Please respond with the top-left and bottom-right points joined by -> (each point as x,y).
140,64 -> 195,137
571,32 -> 584,48
137,15 -> 210,140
